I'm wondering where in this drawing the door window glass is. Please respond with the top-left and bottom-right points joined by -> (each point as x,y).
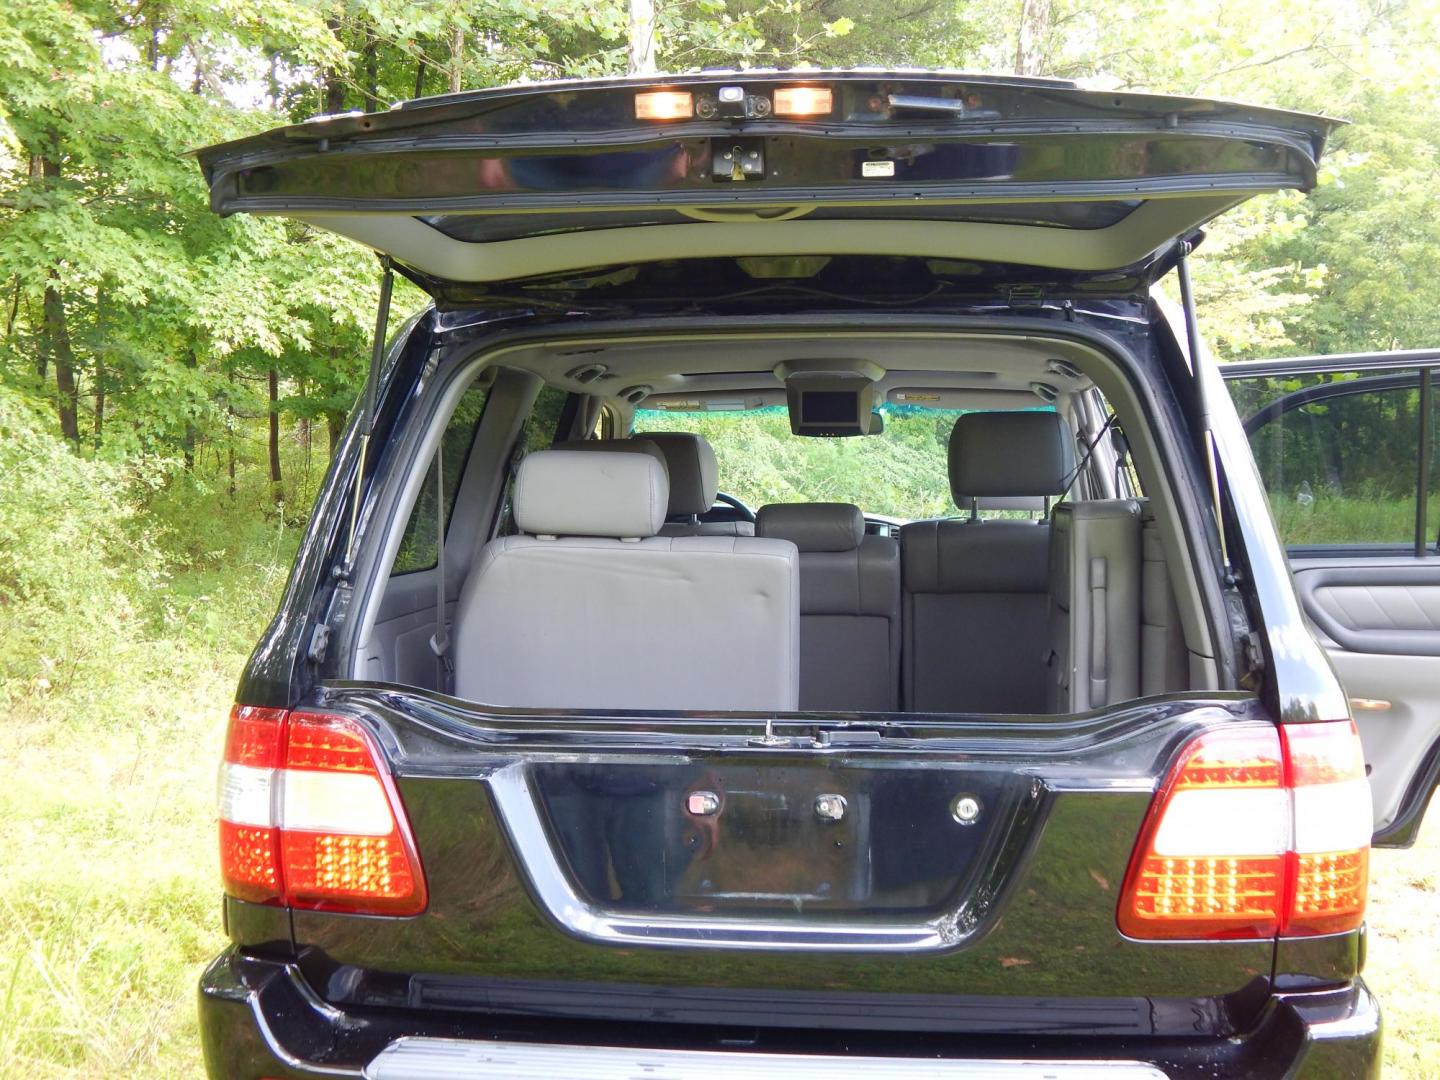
1228,368 -> 1432,550
393,383 -> 490,574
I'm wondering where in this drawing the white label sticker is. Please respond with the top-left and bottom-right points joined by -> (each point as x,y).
861,160 -> 895,178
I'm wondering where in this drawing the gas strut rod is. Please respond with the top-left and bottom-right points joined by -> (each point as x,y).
1175,242 -> 1230,570
344,256 -> 395,573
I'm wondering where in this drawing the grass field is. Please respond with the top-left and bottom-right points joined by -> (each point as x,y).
0,688 -> 1436,1076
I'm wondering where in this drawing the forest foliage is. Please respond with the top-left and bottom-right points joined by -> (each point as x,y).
2,0 -> 1440,705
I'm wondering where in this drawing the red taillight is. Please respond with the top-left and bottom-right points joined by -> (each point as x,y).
1118,720 -> 1369,941
217,706 -> 427,916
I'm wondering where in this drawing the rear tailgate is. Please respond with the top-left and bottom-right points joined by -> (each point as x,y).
195,71 -> 1337,287
282,688 -> 1276,1038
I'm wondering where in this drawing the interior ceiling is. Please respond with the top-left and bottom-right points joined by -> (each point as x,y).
494,333 -> 1095,406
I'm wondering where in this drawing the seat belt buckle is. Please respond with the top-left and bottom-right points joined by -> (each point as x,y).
429,629 -> 454,673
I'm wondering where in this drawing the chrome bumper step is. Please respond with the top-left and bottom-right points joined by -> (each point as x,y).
364,1037 -> 1168,1080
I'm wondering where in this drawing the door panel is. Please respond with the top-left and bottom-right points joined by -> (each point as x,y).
1291,559 -> 1440,832
1298,563 -> 1440,656
1223,354 -> 1440,845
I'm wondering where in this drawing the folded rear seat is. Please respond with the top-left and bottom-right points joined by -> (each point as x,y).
899,412 -> 1074,714
452,449 -> 799,711
756,502 -> 900,712
1045,500 -> 1143,713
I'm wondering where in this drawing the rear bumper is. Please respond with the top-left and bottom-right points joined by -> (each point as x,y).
198,947 -> 1381,1080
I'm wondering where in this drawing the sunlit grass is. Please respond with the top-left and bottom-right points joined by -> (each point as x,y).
1271,492 -> 1423,547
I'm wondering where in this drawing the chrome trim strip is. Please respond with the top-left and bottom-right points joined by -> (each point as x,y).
487,764 -> 985,952
1219,348 -> 1440,380
364,1038 -> 1170,1080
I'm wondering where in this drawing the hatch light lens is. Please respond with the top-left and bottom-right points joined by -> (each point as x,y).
773,86 -> 833,117
218,706 -> 427,916
1118,721 -> 1369,940
635,90 -> 694,120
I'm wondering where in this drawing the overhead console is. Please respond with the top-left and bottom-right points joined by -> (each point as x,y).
777,359 -> 885,437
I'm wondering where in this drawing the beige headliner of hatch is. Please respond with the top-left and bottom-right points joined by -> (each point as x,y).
292,193 -> 1248,282
483,332 -> 1095,406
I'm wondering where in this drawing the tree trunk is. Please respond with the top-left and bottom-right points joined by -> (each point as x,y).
6,278 -> 20,339
449,25 -> 464,93
324,17 -> 346,115
93,354 -> 105,442
268,368 -> 283,505
363,24 -> 380,111
327,411 -> 343,456
413,42 -> 428,98
628,0 -> 657,75
43,282 -> 80,443
1014,0 -> 1051,76
93,282 -> 106,443
38,154 -> 80,443
182,347 -> 198,470
29,157 -> 47,379
226,372 -> 237,501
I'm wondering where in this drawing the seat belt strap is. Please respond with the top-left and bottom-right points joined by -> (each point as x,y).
494,436 -> 528,537
427,441 -> 453,687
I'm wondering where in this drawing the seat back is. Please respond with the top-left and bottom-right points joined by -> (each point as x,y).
643,431 -> 755,536
900,411 -> 1075,714
1139,500 -> 1190,695
453,449 -> 799,711
1045,500 -> 1143,713
756,503 -> 900,712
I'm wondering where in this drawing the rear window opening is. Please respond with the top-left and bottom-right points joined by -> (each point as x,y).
348,326 -> 1227,718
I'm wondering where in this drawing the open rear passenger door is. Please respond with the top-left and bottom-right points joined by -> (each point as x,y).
1223,350 -> 1440,845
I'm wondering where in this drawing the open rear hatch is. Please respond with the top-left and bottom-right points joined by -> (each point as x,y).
196,71 -> 1337,287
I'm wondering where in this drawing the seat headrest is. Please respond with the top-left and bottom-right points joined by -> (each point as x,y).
948,411 -> 1075,502
552,437 -> 669,477
639,432 -> 719,517
513,450 -> 668,539
756,502 -> 864,552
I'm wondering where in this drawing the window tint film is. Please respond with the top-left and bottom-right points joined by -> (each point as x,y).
1229,370 -> 1426,549
493,383 -> 574,538
393,383 -> 490,574
525,384 -> 571,453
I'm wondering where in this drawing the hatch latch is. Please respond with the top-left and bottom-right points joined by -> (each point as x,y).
713,138 -> 765,181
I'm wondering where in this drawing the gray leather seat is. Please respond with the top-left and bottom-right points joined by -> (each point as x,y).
899,412 -> 1075,714
453,449 -> 799,712
756,503 -> 901,712
642,431 -> 755,537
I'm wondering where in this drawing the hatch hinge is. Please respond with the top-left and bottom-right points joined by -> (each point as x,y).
1240,629 -> 1266,691
1223,582 -> 1266,690
307,622 -> 331,665
1004,284 -> 1046,307
308,579 -> 354,666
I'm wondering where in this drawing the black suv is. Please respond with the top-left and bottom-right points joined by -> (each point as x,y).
196,72 -> 1440,1078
